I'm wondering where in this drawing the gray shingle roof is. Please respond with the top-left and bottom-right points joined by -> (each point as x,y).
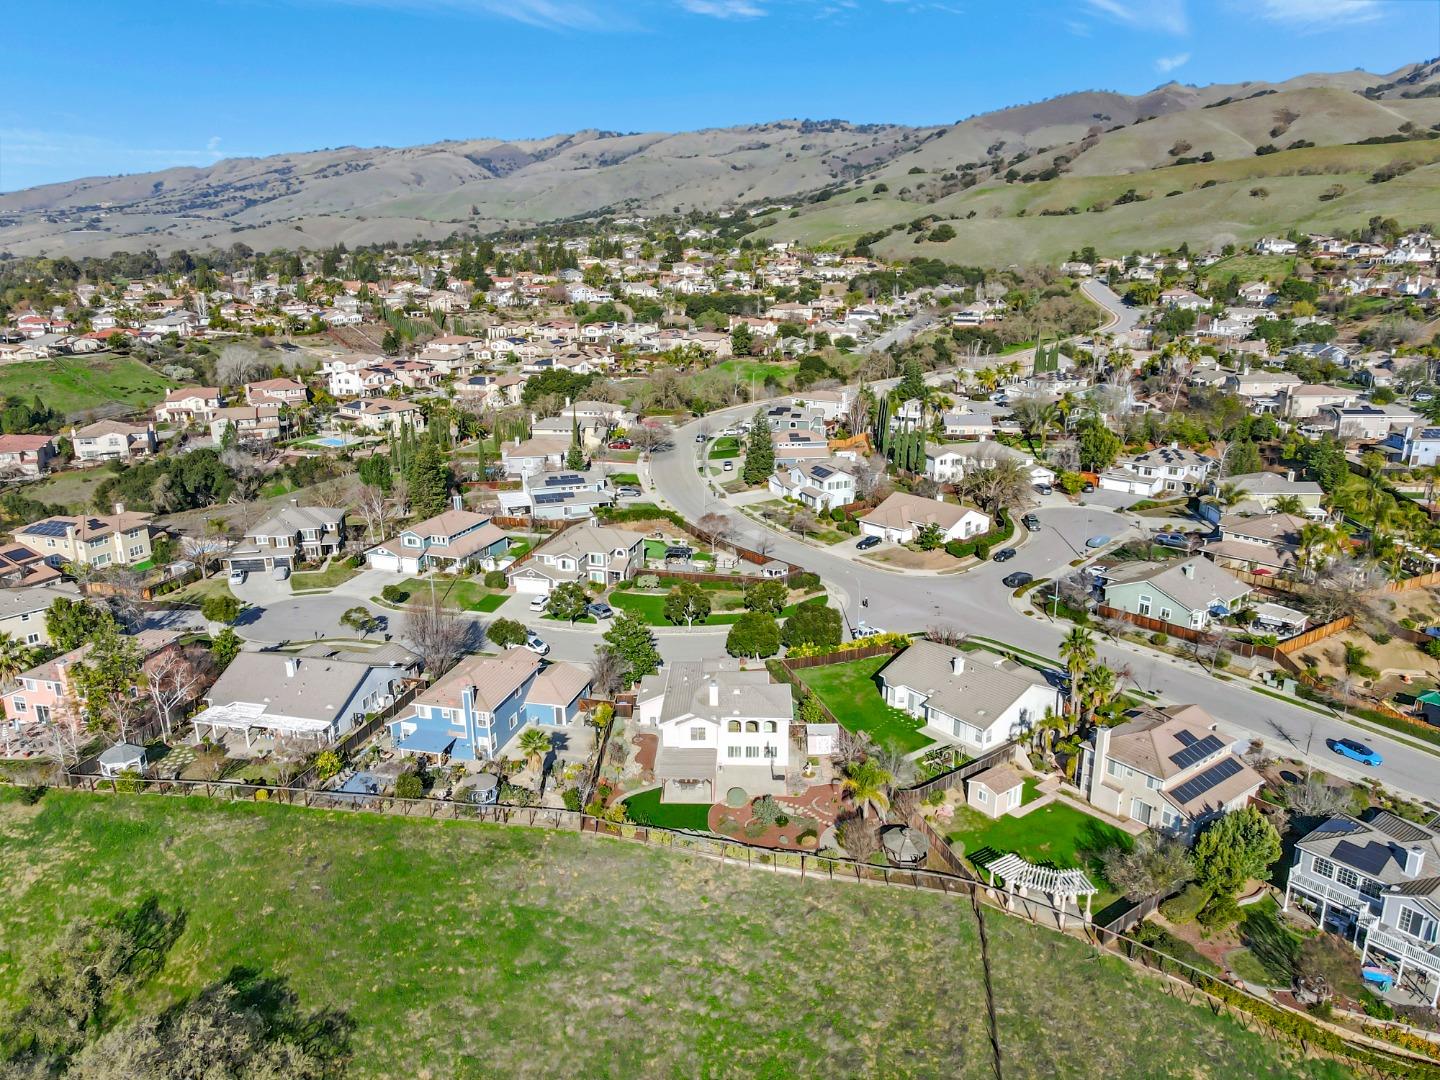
878,641 -> 1052,726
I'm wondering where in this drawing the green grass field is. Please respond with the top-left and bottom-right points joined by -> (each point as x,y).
18,468 -> 111,513
708,437 -> 741,460
289,561 -> 360,592
0,355 -> 176,418
398,577 -> 507,612
0,790 -> 1352,1079
619,788 -> 713,832
798,654 -> 933,754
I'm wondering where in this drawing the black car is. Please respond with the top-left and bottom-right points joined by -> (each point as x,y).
856,535 -> 881,551
992,547 -> 1017,562
1002,571 -> 1033,588
1021,513 -> 1041,533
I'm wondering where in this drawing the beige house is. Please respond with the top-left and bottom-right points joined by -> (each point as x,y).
337,398 -> 426,434
859,492 -> 990,545
209,405 -> 287,445
245,378 -> 309,407
14,508 -> 156,569
0,435 -> 57,479
1078,704 -> 1263,837
507,525 -> 646,595
155,387 -> 223,424
71,419 -> 157,463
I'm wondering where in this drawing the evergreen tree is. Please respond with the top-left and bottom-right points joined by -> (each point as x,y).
897,358 -> 926,402
406,440 -> 452,519
603,611 -> 661,687
565,412 -> 586,470
742,408 -> 774,485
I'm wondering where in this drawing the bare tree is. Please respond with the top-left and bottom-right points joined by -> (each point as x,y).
270,735 -> 313,787
630,421 -> 671,458
589,644 -> 629,699
843,392 -> 870,437
145,647 -> 212,739
181,534 -> 231,579
831,728 -> 875,770
836,813 -> 880,863
404,595 -> 467,676
1285,775 -> 1352,819
790,510 -> 818,538
354,483 -> 397,544
925,624 -> 968,647
216,343 -> 269,386
695,512 -> 735,554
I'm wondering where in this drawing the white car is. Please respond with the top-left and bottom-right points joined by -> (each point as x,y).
522,633 -> 550,656
228,568 -> 247,586
529,594 -> 549,612
854,622 -> 883,638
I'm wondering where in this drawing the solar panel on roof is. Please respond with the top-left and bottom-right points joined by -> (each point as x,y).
1169,756 -> 1243,807
1332,839 -> 1395,877
23,520 -> 69,538
533,493 -> 568,505
1174,730 -> 1196,747
1169,733 -> 1225,770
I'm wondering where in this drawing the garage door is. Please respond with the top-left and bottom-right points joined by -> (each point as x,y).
228,556 -> 268,573
368,551 -> 401,573
512,575 -> 550,596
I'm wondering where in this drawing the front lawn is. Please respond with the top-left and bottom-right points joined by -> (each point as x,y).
608,472 -> 641,486
708,437 -> 741,460
609,590 -> 825,628
290,560 -> 360,591
947,799 -> 1133,909
0,790 -> 1340,1079
398,577 -> 506,612
620,788 -> 714,832
798,654 -> 933,754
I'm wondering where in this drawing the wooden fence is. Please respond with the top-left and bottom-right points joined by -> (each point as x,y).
907,741 -> 1021,799
1094,605 -> 1353,663
1094,892 -> 1163,945
778,642 -> 903,672
289,686 -> 419,788
24,777 -> 1435,1078
82,565 -> 202,602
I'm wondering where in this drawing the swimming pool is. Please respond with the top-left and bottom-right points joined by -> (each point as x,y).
312,435 -> 351,447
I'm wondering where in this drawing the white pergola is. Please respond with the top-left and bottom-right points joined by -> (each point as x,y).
983,853 -> 1099,926
191,702 -> 335,749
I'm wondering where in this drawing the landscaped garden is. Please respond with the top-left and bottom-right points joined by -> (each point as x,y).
708,437 -> 741,460
619,787 -> 713,832
609,581 -> 825,628
0,789 -> 1355,1079
797,654 -> 933,753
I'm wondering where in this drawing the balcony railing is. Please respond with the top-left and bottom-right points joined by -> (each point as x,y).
1288,869 -> 1382,916
1359,913 -> 1440,975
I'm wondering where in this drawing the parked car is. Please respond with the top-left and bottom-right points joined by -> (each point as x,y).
1154,532 -> 1188,548
857,535 -> 881,551
853,622 -> 882,638
616,485 -> 642,497
722,460 -> 734,472
1081,481 -> 1096,493
228,568 -> 247,585
695,433 -> 707,444
992,547 -> 1017,562
529,593 -> 549,612
1329,738 -> 1382,766
1021,513 -> 1041,533
1085,534 -> 1111,549
665,545 -> 694,560
272,565 -> 290,581
1002,571 -> 1034,589
1035,484 -> 1053,496
608,440 -> 632,450
585,602 -> 614,620
521,633 -> 550,656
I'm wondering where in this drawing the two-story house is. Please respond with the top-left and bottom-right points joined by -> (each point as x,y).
245,377 -> 309,408
390,649 -> 591,761
2,628 -> 181,728
1383,426 -> 1440,468
14,508 -> 155,569
1227,471 -> 1326,516
0,435 -> 57,479
924,441 -> 1055,487
633,660 -> 792,804
1078,704 -> 1264,835
155,387 -> 223,424
1201,512 -> 1308,577
507,525 -> 646,596
767,460 -> 856,512
1099,558 -> 1250,631
876,641 -> 1061,755
337,398 -> 426,434
0,582 -> 80,647
225,504 -> 348,573
499,469 -> 614,522
499,435 -> 569,477
209,404 -> 287,445
366,509 -> 509,575
71,420 -> 157,464
1284,810 -> 1440,1005
1099,445 -> 1214,498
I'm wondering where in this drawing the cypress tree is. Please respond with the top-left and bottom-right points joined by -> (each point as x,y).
742,407 -> 774,485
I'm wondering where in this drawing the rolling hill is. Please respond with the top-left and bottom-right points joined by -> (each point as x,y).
1,58 -> 1436,263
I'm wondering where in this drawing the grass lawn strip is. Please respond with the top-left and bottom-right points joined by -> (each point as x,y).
289,561 -> 361,591
397,577 -> 506,613
619,788 -> 713,832
797,654 -> 933,754
0,790 -> 1348,1080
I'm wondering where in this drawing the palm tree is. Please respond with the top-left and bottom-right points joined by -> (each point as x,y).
1298,521 -> 1330,583
1058,627 -> 1095,719
1080,664 -> 1118,727
1270,494 -> 1305,515
1205,482 -> 1245,515
841,758 -> 892,819
518,727 -> 553,772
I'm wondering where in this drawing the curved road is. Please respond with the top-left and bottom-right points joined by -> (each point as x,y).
649,404 -> 1440,802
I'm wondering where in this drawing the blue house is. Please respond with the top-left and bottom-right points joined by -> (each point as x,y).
390,649 -> 592,760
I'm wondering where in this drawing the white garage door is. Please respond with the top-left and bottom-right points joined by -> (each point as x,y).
512,575 -> 551,596
367,551 -> 402,573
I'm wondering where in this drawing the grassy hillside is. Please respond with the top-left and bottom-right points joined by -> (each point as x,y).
0,354 -> 175,418
760,139 -> 1440,264
0,790 -> 1353,1079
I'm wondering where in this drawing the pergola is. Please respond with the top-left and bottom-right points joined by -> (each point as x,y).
191,702 -> 335,749
982,853 -> 1099,927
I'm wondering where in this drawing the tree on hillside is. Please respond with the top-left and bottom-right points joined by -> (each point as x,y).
1102,833 -> 1195,901
897,358 -> 926,403
1193,806 -> 1282,898
742,408 -> 775,485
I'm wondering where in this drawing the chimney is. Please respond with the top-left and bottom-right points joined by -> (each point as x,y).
1404,845 -> 1426,877
285,657 -> 299,677
1181,562 -> 1195,578
950,654 -> 965,675
113,502 -> 125,516
452,493 -> 464,512
707,678 -> 719,707
1089,726 -> 1111,800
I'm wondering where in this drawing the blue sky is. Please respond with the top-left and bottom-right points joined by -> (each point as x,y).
2,0 -> 1437,191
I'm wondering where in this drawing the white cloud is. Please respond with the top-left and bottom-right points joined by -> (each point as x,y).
1248,0 -> 1384,28
678,0 -> 765,16
1154,52 -> 1190,73
1083,0 -> 1188,35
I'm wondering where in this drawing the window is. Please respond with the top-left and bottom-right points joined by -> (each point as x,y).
1359,878 -> 1383,900
33,705 -> 50,723
1400,907 -> 1436,943
745,745 -> 760,758
726,746 -> 741,759
727,720 -> 740,732
1137,594 -> 1152,616
1158,607 -> 1172,622
976,788 -> 989,803
763,721 -> 777,733
11,697 -> 25,713
24,634 -> 37,645
744,721 -> 759,733
1336,867 -> 1359,890
1160,808 -> 1177,829
689,727 -> 706,742
1131,799 -> 1153,825
1312,857 -> 1335,879
1107,759 -> 1130,779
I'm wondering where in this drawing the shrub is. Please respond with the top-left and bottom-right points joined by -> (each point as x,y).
973,541 -> 990,561
1150,632 -> 1169,646
1197,894 -> 1241,930
313,750 -> 343,780
1372,631 -> 1392,645
636,574 -> 660,590
789,571 -> 821,591
752,795 -> 785,826
346,554 -> 364,569
562,787 -> 582,812
484,570 -> 507,589
395,771 -> 424,800
381,584 -> 409,604
1159,883 -> 1211,924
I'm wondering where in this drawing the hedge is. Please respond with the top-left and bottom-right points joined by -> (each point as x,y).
946,508 -> 1013,561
